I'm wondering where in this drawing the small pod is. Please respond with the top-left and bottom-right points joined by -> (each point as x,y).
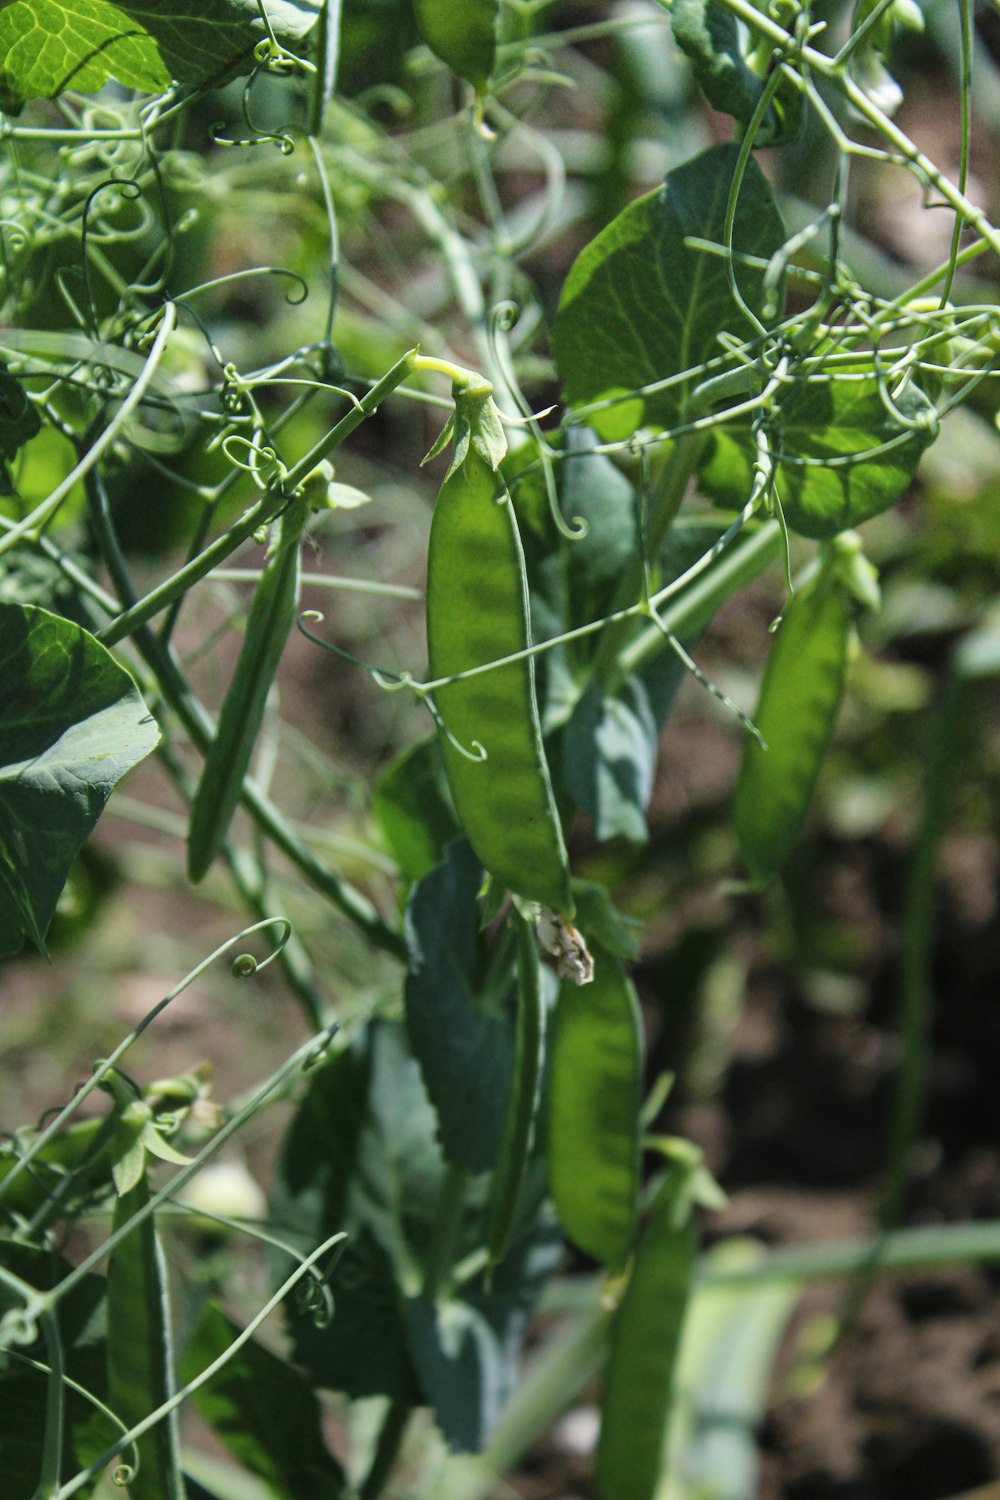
188,493 -> 308,882
426,448 -> 573,915
107,1176 -> 185,1500
595,1171 -> 696,1500
547,941 -> 643,1271
734,569 -> 853,881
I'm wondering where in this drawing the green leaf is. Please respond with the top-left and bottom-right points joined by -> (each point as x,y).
412,0 -> 497,91
403,1297 -> 506,1452
699,359 -> 936,538
562,678 -> 657,843
569,881 -> 642,963
182,1303 -> 345,1500
552,144 -> 786,442
404,841 -> 514,1173
0,602 -> 160,958
0,0 -> 322,113
270,1022 -> 442,1403
372,735 -> 460,882
671,0 -> 801,145
547,943 -> 643,1270
0,361 -> 40,461
270,1020 -> 561,1429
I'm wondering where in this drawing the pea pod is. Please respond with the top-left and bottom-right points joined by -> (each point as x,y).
595,1172 -> 697,1500
106,1175 -> 185,1500
188,491 -> 309,882
426,447 -> 573,915
547,942 -> 642,1271
734,567 -> 853,881
486,911 -> 546,1270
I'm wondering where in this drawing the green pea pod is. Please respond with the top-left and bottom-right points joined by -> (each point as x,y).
107,1176 -> 185,1500
486,912 -> 546,1271
188,493 -> 308,882
412,0 -> 498,93
734,569 -> 853,881
547,942 -> 643,1272
426,449 -> 573,916
595,1172 -> 697,1500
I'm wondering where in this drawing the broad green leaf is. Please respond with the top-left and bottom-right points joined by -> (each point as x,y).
182,1303 -> 345,1500
660,1240 -> 799,1500
372,735 -> 460,881
547,943 -> 643,1270
596,1173 -> 697,1500
0,602 -> 160,958
412,0 -> 497,91
270,1022 -> 443,1403
671,0 -> 801,145
404,841 -> 514,1173
106,1177 -> 184,1500
403,1297 -> 506,1452
270,1020 -> 561,1428
552,145 -> 786,442
699,361 -> 936,538
562,678 -> 657,843
0,0 -> 322,113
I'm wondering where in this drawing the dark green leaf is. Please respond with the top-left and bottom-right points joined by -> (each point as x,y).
0,362 -> 40,461
372,736 -> 460,882
270,1020 -> 560,1424
412,0 -> 497,91
671,0 -> 801,145
699,361 -> 936,538
562,678 -> 657,843
403,1298 -> 505,1453
0,602 -> 160,958
552,145 -> 786,442
547,944 -> 643,1270
270,1023 -> 443,1403
0,1242 -> 114,1500
182,1303 -> 345,1500
404,841 -> 514,1173
0,0 -> 322,112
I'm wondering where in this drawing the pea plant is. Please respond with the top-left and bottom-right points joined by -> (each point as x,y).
2,1 -> 1000,1498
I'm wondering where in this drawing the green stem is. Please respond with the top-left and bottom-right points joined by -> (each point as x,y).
359,1399 -> 412,1500
591,433 -> 705,688
613,519 -> 782,686
424,1166 -> 471,1301
698,1218 -> 1000,1289
879,667 -> 971,1230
